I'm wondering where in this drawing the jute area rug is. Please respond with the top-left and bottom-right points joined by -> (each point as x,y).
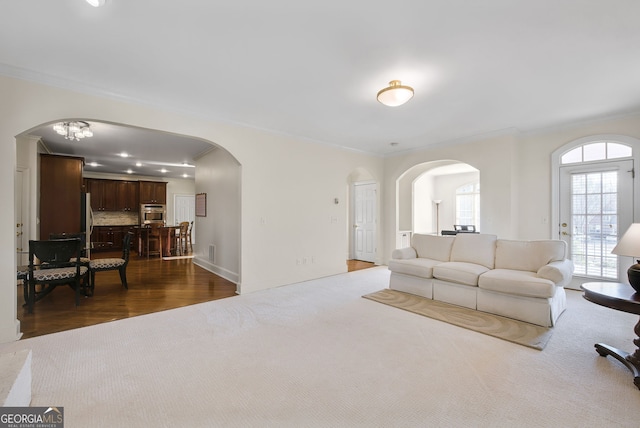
363,288 -> 553,350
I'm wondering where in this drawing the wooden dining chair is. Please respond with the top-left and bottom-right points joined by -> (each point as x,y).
49,232 -> 91,289
27,238 -> 88,313
88,232 -> 133,294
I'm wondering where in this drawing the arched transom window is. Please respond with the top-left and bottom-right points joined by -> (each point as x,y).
561,141 -> 632,164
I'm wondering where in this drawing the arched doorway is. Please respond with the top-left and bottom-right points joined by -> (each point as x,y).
396,160 -> 479,247
15,119 -> 242,335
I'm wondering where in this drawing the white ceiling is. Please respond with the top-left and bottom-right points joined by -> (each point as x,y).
3,0 -> 640,169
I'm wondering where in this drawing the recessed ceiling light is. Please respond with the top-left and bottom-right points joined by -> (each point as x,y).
89,162 -> 98,167
160,168 -> 168,173
182,173 -> 188,178
86,0 -> 107,7
126,169 -> 133,174
135,162 -> 142,167
120,152 -> 129,158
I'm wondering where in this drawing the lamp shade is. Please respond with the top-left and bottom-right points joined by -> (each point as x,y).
377,80 -> 414,107
612,223 -> 640,293
611,223 -> 640,257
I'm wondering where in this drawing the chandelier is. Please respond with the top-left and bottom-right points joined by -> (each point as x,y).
52,121 -> 93,141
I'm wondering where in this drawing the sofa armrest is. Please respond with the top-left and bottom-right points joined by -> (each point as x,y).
537,259 -> 574,286
391,247 -> 417,260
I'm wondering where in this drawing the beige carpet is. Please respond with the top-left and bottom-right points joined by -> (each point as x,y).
2,266 -> 640,427
363,289 -> 553,350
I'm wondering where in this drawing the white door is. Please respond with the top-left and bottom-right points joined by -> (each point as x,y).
174,194 -> 195,243
353,183 -> 377,262
559,160 -> 634,281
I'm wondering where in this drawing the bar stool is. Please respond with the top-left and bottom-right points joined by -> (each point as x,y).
146,223 -> 163,259
177,221 -> 190,255
186,221 -> 193,253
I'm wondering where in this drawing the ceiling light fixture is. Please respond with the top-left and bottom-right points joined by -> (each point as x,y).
52,121 -> 93,141
377,80 -> 414,107
86,0 -> 107,7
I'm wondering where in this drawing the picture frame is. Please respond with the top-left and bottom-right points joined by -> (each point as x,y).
195,193 -> 207,217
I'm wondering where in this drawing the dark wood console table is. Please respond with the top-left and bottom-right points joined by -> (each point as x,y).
581,282 -> 640,390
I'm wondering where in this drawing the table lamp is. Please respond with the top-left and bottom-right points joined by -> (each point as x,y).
611,223 -> 640,293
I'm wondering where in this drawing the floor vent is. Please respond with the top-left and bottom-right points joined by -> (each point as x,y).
209,244 -> 216,263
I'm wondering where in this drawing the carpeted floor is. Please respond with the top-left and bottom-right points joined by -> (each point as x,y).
1,266 -> 640,427
363,288 -> 553,350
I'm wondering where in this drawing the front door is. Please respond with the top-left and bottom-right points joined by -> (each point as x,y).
353,182 -> 377,262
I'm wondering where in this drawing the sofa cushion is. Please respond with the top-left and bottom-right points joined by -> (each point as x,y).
411,234 -> 455,262
494,239 -> 567,272
449,234 -> 497,269
478,269 -> 555,298
432,262 -> 489,286
388,258 -> 442,279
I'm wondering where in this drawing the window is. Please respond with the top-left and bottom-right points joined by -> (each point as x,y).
561,142 -> 632,164
456,182 -> 480,226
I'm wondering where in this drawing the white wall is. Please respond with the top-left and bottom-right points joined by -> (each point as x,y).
192,148 -> 241,284
0,75 -> 383,343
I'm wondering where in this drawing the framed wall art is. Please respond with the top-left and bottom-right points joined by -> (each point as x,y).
195,193 -> 207,217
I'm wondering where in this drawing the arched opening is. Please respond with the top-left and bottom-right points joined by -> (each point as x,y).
15,119 -> 242,336
396,160 -> 479,247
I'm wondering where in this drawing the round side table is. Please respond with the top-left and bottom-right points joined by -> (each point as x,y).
581,281 -> 640,390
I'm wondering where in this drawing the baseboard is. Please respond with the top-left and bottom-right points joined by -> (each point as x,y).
193,257 -> 239,284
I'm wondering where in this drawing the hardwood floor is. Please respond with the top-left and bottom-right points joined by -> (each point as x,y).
17,255 -> 376,339
347,259 -> 375,272
17,251 -> 237,339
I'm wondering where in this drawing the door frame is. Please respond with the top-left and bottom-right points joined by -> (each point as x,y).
551,134 -> 640,289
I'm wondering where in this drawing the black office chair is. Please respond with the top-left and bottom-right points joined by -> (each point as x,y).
27,238 -> 88,313
88,232 -> 133,294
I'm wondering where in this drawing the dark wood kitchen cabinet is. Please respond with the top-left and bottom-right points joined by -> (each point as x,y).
116,181 -> 139,212
39,154 -> 84,239
92,226 -> 125,251
86,179 -> 138,212
86,179 -> 117,211
139,181 -> 167,204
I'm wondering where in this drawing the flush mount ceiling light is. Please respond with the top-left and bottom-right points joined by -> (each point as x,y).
377,80 -> 414,107
86,0 -> 107,7
52,121 -> 93,141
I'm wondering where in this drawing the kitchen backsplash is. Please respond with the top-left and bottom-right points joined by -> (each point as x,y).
93,211 -> 139,226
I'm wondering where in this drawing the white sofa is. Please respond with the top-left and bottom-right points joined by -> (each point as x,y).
388,233 -> 574,327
